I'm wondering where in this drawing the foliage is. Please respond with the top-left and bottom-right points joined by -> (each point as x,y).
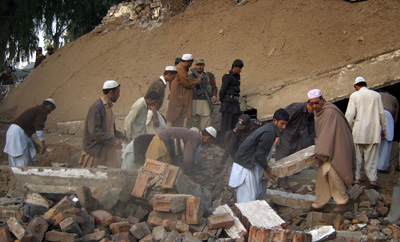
1,0 -> 124,69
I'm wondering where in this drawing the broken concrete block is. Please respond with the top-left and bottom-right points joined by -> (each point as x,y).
91,210 -> 116,228
59,217 -> 82,236
376,206 -> 389,216
45,230 -> 77,242
142,159 -> 166,174
110,221 -> 131,235
269,145 -> 315,178
235,200 -> 285,231
364,189 -> 380,206
381,193 -> 392,206
305,212 -> 337,228
152,225 -> 167,241
24,191 -> 51,208
132,172 -> 150,198
130,222 -> 151,240
81,230 -> 106,241
22,204 -> 48,219
7,217 -> 33,241
307,225 -> 336,242
206,213 -> 234,229
189,218 -> 207,233
0,226 -> 13,242
161,165 -> 180,189
92,186 -> 122,210
348,184 -> 364,201
27,216 -> 48,242
80,209 -> 95,235
114,231 -> 135,242
53,212 -> 84,226
127,215 -> 140,225
134,206 -> 149,220
186,196 -> 202,225
266,189 -> 336,210
75,186 -> 94,210
160,231 -> 180,242
152,194 -> 191,213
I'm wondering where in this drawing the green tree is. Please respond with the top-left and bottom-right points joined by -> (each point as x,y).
1,0 -> 123,69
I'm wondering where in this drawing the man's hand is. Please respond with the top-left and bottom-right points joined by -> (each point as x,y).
114,139 -> 123,149
274,137 -> 280,147
381,130 -> 386,140
264,167 -> 278,181
39,141 -> 46,155
315,156 -> 322,165
120,134 -> 129,144
211,95 -> 217,103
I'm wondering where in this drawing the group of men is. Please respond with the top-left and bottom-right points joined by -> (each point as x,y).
2,58 -> 399,218
34,45 -> 54,69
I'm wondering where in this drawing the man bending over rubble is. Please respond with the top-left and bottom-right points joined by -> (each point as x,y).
229,109 -> 288,203
307,89 -> 355,213
4,98 -> 56,166
145,126 -> 217,181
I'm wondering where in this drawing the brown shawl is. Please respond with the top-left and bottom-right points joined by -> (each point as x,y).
314,102 -> 355,187
166,63 -> 196,122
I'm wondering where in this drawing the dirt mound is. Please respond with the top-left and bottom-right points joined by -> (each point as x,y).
1,0 -> 400,122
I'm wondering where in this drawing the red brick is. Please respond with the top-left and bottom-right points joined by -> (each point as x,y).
53,212 -> 84,226
0,227 -> 13,242
148,215 -> 163,229
82,230 -> 106,241
206,213 -> 234,229
7,217 -> 33,241
186,196 -> 202,224
0,205 -> 23,219
45,230 -> 77,242
132,173 -> 150,198
91,210 -> 116,228
381,193 -> 392,206
151,198 -> 172,212
110,222 -> 131,235
142,159 -> 166,174
161,165 -> 179,189
175,220 -> 190,233
27,216 -> 48,242
129,222 -> 151,240
273,229 -> 288,242
115,231 -> 135,242
140,234 -> 156,242
42,196 -> 77,220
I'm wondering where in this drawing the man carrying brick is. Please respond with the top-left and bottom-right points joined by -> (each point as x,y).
275,101 -> 316,189
228,109 -> 289,203
145,126 -> 217,181
308,89 -> 355,213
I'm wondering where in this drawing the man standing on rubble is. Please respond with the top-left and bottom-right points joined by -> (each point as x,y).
145,126 -> 217,181
219,59 -> 243,138
228,109 -> 288,203
34,47 -> 46,69
275,102 -> 316,189
345,76 -> 386,188
188,58 -> 218,130
124,91 -> 160,140
166,54 -> 201,127
308,89 -> 355,213
4,98 -> 56,166
79,80 -> 128,168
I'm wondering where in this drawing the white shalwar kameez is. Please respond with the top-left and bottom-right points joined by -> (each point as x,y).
4,124 -> 37,166
228,162 -> 264,203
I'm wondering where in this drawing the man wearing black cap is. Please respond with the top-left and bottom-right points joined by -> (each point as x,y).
220,114 -> 263,166
4,98 -> 56,166
219,59 -> 244,138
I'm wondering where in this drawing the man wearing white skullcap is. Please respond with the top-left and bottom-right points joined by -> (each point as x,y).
166,54 -> 202,127
308,89 -> 355,213
345,76 -> 386,188
79,80 -> 129,168
4,98 -> 56,166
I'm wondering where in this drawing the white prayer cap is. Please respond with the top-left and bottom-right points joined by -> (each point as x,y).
181,53 -> 193,61
354,76 -> 366,85
205,126 -> 217,138
307,89 -> 322,99
103,80 -> 119,89
165,66 -> 177,71
44,98 -> 56,107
